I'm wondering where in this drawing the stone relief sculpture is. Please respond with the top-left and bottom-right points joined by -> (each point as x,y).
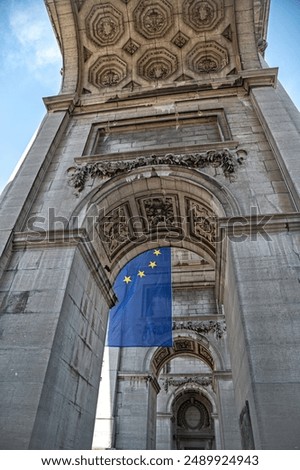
67,149 -> 245,193
161,376 -> 213,392
172,320 -> 227,339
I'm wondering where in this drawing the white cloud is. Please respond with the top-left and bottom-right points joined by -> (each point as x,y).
7,2 -> 61,75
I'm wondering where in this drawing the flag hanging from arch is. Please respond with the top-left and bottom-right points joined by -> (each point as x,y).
107,247 -> 172,347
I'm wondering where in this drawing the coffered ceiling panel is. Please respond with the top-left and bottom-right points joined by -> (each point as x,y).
76,0 -> 238,94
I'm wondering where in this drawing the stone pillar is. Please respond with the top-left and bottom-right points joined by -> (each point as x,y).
0,230 -> 114,449
114,374 -> 160,449
156,413 -> 173,450
250,85 -> 300,209
0,107 -> 72,278
223,218 -> 300,449
93,347 -> 121,449
215,375 -> 241,449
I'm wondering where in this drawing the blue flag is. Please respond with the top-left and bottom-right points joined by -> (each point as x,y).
107,247 -> 172,347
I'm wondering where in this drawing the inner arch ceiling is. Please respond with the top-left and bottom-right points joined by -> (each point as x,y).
45,0 -> 270,96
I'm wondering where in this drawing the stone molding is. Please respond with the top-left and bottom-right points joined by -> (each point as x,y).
67,148 -> 245,193
117,373 -> 161,393
218,213 -> 300,235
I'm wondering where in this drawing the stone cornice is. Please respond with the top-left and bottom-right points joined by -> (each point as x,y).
43,93 -> 79,113
241,68 -> 278,92
42,69 -> 277,114
217,212 -> 300,236
117,373 -> 161,393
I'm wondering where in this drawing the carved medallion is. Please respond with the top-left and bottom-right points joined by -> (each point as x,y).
88,55 -> 127,88
137,48 -> 178,81
187,41 -> 229,74
133,0 -> 173,39
86,4 -> 124,46
183,0 -> 224,32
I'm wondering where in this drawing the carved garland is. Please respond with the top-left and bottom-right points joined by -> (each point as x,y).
161,376 -> 213,392
67,149 -> 245,193
173,320 -> 227,339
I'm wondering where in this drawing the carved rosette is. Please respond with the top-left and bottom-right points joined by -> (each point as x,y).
172,31 -> 190,49
86,4 -> 124,47
183,0 -> 224,32
187,199 -> 216,245
123,38 -> 140,55
137,48 -> 178,81
187,41 -> 229,74
133,0 -> 173,39
88,55 -> 127,88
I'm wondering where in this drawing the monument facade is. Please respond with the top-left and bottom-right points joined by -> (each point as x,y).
0,0 -> 300,450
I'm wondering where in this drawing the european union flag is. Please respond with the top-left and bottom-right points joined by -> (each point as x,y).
107,247 -> 172,347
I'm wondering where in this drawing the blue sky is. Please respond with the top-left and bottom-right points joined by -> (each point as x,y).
0,0 -> 299,195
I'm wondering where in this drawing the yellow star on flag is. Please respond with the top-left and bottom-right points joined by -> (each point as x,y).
153,249 -> 161,256
137,270 -> 146,278
149,261 -> 157,269
123,276 -> 132,284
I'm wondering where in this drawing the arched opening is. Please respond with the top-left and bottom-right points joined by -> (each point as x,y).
156,353 -> 217,450
67,169 -> 240,450
172,389 -> 215,450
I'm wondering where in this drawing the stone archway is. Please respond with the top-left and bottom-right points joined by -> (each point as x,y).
73,169 -> 240,450
172,388 -> 215,450
71,166 -> 240,278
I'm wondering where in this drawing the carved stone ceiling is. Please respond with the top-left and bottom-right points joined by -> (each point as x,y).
76,0 -> 238,94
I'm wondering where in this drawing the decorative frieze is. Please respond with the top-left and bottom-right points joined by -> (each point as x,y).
161,376 -> 212,392
67,149 -> 245,193
173,320 -> 227,339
